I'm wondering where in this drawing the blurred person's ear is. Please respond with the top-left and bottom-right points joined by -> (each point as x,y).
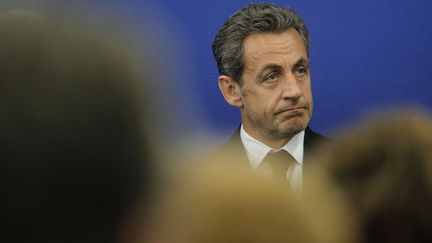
218,75 -> 243,108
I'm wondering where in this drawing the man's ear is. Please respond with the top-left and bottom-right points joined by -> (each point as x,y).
218,75 -> 243,108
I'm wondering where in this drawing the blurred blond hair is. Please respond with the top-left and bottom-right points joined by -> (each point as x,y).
149,159 -> 357,243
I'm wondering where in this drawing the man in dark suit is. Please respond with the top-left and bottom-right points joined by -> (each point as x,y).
211,3 -> 328,190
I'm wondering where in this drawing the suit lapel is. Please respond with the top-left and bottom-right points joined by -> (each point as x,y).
303,127 -> 330,164
213,126 -> 250,167
225,127 -> 250,165
216,126 -> 329,167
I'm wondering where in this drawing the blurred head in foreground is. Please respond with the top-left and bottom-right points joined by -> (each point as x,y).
1,10 -> 155,243
149,161 -> 357,243
310,109 -> 432,243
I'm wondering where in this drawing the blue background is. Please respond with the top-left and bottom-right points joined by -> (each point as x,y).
4,0 -> 432,146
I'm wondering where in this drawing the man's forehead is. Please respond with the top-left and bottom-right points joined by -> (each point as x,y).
243,34 -> 306,72
243,29 -> 306,60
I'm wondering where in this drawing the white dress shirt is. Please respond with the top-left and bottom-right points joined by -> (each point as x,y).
239,124 -> 305,191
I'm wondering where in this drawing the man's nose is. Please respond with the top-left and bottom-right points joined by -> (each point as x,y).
280,73 -> 302,99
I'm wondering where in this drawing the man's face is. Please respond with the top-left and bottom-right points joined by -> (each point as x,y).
239,28 -> 313,147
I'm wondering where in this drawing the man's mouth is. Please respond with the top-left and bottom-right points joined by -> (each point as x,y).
274,107 -> 307,116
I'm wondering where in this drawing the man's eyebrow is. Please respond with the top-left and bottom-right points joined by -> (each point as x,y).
293,58 -> 309,68
256,63 -> 283,76
255,63 -> 283,79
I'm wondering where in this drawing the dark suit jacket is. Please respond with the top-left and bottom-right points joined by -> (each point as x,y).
212,126 -> 329,169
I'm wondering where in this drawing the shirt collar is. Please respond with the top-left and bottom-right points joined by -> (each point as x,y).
240,124 -> 305,169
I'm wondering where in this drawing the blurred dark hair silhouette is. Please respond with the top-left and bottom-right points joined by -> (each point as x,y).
310,109 -> 432,243
1,10 -> 155,243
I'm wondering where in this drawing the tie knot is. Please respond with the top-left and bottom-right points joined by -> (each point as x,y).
261,150 -> 296,180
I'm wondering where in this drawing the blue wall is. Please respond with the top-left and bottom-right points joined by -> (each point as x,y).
5,0 -> 432,143
133,0 -> 432,140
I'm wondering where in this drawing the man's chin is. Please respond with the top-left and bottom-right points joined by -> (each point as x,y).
274,119 -> 308,138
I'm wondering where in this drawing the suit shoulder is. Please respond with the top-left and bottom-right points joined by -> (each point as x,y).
205,129 -> 250,167
304,127 -> 331,149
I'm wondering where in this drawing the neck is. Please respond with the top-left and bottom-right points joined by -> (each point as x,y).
242,125 -> 293,149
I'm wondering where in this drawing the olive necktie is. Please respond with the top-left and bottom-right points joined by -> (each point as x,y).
261,150 -> 296,181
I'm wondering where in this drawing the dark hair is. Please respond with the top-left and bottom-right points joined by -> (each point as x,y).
315,110 -> 432,243
1,10 -> 154,243
212,3 -> 309,84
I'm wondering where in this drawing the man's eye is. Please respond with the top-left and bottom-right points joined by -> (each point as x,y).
294,67 -> 308,77
264,72 -> 278,82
